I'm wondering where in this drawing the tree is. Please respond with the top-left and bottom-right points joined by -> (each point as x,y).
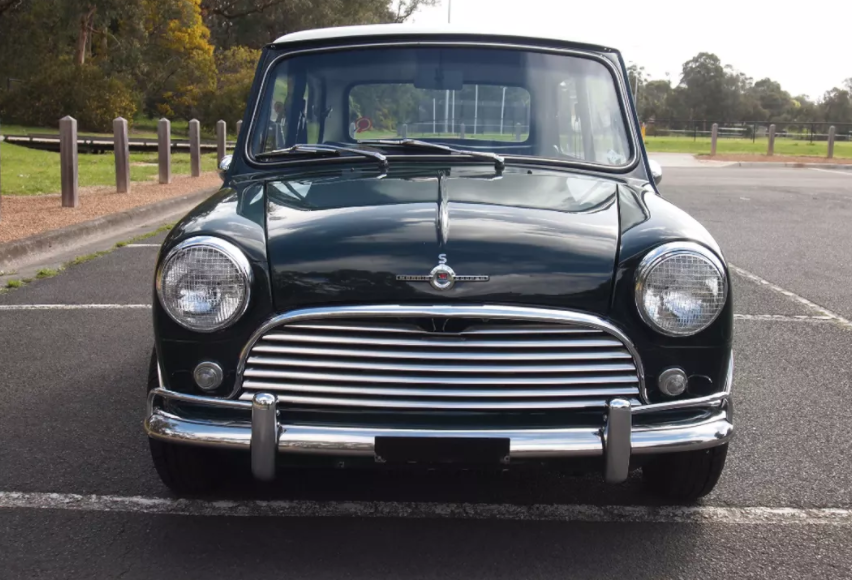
750,78 -> 791,122
198,45 -> 261,127
819,88 -> 852,124
140,0 -> 217,118
638,80 -> 671,121
679,52 -> 727,119
202,0 -> 436,49
0,0 -> 22,18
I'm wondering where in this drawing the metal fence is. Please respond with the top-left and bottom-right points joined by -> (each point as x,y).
645,120 -> 852,142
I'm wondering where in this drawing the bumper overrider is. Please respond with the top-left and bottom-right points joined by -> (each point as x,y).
145,348 -> 733,484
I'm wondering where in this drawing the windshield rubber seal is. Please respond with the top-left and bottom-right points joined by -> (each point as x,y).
244,40 -> 641,175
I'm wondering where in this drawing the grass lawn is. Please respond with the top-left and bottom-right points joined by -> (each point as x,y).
644,135 -> 852,159
0,141 -> 218,195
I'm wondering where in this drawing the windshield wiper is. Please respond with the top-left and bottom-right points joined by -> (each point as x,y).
358,138 -> 505,172
256,144 -> 388,170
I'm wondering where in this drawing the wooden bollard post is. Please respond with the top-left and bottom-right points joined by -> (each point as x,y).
460,123 -> 466,139
515,123 -> 522,141
113,117 -> 130,193
158,119 -> 171,184
767,124 -> 776,156
236,120 -> 243,139
216,119 -> 227,164
0,121 -> 3,222
60,116 -> 79,208
827,126 -> 836,159
710,123 -> 718,156
189,119 -> 201,177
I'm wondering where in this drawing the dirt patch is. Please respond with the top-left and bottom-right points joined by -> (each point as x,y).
698,154 -> 852,165
0,173 -> 220,244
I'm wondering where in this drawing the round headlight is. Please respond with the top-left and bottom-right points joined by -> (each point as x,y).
156,236 -> 251,332
635,242 -> 727,337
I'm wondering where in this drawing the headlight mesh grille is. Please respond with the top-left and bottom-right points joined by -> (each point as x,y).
160,245 -> 248,332
640,253 -> 726,336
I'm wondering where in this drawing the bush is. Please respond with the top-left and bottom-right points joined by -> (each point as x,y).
196,46 -> 260,130
0,60 -> 137,132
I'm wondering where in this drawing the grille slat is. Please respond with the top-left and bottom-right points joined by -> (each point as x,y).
240,316 -> 641,414
241,380 -> 638,399
238,392 -> 642,410
251,344 -> 633,361
245,368 -> 638,386
262,333 -> 621,349
247,355 -> 635,375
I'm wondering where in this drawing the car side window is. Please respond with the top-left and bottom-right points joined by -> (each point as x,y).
557,71 -> 630,165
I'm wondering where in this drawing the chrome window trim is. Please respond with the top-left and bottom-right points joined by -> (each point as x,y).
155,236 -> 253,333
228,304 -> 648,403
244,41 -> 640,174
634,241 -> 729,337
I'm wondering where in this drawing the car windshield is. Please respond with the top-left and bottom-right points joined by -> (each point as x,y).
250,45 -> 633,167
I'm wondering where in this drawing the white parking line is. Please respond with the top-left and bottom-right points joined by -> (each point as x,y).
734,314 -> 834,322
0,304 -> 150,310
809,168 -> 852,176
0,491 -> 849,525
123,244 -> 161,248
731,265 -> 852,330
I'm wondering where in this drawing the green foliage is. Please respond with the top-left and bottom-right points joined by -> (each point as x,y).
0,61 -> 137,132
202,0 -> 436,50
115,223 -> 173,247
67,250 -> 112,267
141,0 -> 217,118
36,268 -> 61,279
635,52 -> 849,125
197,46 -> 261,129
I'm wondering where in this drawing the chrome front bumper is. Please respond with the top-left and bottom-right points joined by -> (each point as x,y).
145,380 -> 733,484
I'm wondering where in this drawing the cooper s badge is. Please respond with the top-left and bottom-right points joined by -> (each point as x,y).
396,254 -> 489,291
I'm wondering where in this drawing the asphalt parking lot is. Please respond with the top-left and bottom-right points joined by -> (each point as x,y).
1,165 -> 851,579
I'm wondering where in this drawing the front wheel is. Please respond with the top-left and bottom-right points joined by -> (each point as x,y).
642,444 -> 728,502
147,348 -> 220,495
149,438 -> 220,495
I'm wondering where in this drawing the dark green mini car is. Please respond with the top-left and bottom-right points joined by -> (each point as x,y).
145,24 -> 733,500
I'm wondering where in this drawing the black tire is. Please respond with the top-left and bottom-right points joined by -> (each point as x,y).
147,349 -> 220,495
149,438 -> 220,495
642,443 -> 728,502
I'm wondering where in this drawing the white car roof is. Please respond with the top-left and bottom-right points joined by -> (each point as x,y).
272,24 -> 614,52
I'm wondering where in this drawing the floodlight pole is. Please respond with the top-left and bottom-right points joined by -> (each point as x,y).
500,87 -> 506,134
474,85 -> 478,135
451,91 -> 455,133
444,91 -> 449,133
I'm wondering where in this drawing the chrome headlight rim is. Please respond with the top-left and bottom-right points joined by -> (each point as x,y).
634,241 -> 728,337
156,235 -> 252,333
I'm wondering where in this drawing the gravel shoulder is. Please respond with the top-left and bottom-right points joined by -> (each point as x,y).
0,173 -> 221,243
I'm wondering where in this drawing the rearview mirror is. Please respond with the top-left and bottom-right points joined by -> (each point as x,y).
415,67 -> 463,90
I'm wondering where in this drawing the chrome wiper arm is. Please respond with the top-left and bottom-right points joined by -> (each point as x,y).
256,144 -> 388,170
359,138 -> 505,171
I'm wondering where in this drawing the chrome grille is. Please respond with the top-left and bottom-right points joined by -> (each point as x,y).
238,313 -> 642,411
